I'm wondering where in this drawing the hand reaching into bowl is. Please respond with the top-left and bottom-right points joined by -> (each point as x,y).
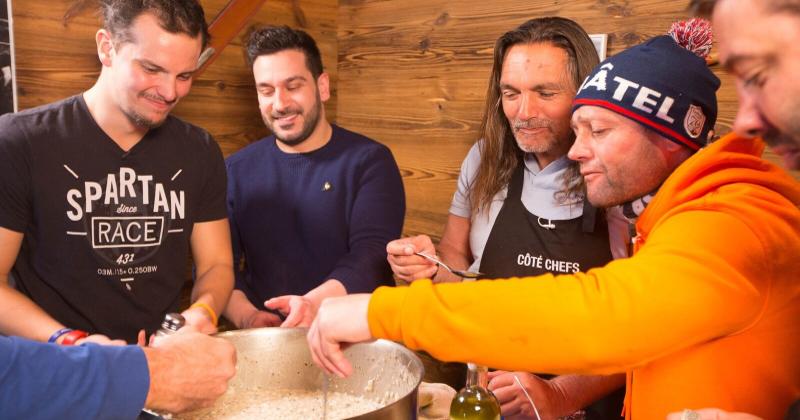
306,293 -> 374,378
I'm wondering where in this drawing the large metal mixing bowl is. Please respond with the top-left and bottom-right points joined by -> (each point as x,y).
181,327 -> 424,419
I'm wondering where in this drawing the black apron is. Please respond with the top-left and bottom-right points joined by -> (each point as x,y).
479,162 -> 612,278
479,162 -> 624,419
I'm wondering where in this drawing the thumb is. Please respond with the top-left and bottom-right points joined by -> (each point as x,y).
136,329 -> 147,347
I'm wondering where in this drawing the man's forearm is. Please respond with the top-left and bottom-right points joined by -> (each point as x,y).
0,279 -> 64,341
304,279 -> 347,306
191,264 -> 234,318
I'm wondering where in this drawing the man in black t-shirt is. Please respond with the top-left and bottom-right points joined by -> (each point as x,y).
0,0 -> 233,344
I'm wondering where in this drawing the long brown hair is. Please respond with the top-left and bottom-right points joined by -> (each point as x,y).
470,17 -> 599,214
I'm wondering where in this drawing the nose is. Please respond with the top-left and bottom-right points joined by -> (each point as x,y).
732,85 -> 767,138
273,88 -> 291,112
567,128 -> 591,162
516,92 -> 539,121
157,75 -> 178,103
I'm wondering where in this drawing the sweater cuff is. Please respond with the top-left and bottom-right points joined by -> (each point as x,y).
368,281 -> 428,341
105,345 -> 151,417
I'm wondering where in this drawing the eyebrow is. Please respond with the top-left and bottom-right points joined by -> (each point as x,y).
721,53 -> 761,72
137,59 -> 196,76
256,75 -> 308,88
499,82 -> 565,91
284,76 -> 308,84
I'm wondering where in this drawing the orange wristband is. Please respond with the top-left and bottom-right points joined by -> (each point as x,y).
190,302 -> 218,326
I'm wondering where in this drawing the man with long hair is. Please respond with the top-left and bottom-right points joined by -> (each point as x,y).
386,17 -> 626,418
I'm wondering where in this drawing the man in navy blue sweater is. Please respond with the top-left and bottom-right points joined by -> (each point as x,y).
223,26 -> 405,329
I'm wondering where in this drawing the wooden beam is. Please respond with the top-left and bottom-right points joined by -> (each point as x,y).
196,0 -> 268,76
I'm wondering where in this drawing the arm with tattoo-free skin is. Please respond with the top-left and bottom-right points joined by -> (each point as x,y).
181,219 -> 234,333
0,227 -> 124,345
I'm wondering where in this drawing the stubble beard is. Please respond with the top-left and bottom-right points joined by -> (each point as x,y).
267,94 -> 323,147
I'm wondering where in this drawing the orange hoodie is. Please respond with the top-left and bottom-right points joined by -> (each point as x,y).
368,133 -> 800,419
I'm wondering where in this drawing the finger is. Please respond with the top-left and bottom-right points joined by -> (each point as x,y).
487,369 -> 508,380
252,311 -> 281,328
137,330 -> 147,347
500,399 -> 523,418
324,343 -> 352,378
489,384 -> 517,404
307,322 -> 337,376
281,307 -> 303,328
386,239 -> 414,255
392,253 -> 432,268
318,334 -> 351,378
393,263 -> 436,280
264,296 -> 290,311
79,334 -> 112,345
487,372 -> 514,390
422,265 -> 439,280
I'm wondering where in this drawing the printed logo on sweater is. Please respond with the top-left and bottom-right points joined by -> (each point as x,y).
63,165 -> 186,289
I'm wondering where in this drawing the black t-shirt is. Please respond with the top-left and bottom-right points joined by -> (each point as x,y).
0,95 -> 227,342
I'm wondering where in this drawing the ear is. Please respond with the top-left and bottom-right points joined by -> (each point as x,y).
96,29 -> 114,67
316,72 -> 331,102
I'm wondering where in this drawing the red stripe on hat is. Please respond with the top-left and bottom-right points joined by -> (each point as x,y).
573,98 -> 701,151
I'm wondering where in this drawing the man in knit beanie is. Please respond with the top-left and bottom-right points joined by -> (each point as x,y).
307,20 -> 800,419
570,22 -> 720,219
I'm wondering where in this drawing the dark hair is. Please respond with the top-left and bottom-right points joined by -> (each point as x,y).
245,25 -> 324,78
689,0 -> 800,17
100,0 -> 210,50
470,17 -> 599,214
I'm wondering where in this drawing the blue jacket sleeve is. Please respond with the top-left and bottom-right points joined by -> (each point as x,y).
0,336 -> 149,419
327,144 -> 405,293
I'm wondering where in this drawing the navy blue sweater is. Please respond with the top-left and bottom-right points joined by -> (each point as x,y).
226,125 -> 405,306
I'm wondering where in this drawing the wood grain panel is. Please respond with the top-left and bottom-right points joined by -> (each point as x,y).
338,0 -> 799,242
11,0 -> 339,156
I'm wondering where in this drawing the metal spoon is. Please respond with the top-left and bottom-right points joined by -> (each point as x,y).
414,252 -> 483,279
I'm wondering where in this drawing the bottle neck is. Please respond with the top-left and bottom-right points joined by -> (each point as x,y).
466,364 -> 489,388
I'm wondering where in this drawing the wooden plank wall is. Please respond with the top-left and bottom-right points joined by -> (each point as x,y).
11,0 -> 339,157
10,0 -> 798,245
337,0 -> 799,241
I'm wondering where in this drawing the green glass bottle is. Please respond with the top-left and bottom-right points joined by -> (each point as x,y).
449,363 -> 502,420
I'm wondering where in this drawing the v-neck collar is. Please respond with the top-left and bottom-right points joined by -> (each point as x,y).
77,94 -> 157,157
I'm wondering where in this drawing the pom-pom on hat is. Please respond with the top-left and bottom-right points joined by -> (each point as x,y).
572,18 -> 720,151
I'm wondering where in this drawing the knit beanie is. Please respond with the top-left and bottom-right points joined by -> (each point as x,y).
572,19 -> 720,151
